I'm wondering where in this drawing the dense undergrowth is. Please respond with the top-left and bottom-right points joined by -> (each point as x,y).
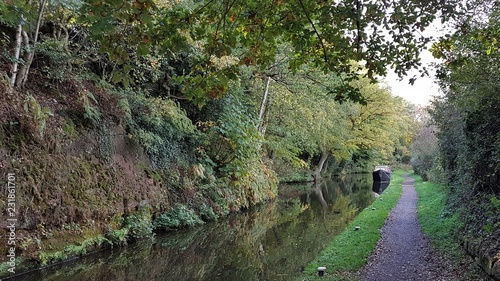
0,71 -> 278,277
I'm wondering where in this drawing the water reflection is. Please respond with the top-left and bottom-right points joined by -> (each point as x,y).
9,174 -> 375,281
372,181 -> 390,194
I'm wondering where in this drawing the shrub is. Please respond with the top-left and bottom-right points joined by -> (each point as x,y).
37,38 -> 73,82
154,204 -> 204,230
126,90 -> 197,168
22,94 -> 53,141
123,206 -> 153,240
198,94 -> 260,177
198,203 -> 219,221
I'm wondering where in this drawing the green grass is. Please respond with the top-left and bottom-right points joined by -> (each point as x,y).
413,174 -> 500,280
411,174 -> 463,259
297,170 -> 408,281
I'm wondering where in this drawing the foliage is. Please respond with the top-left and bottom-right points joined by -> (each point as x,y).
346,78 -> 415,170
22,94 -> 53,140
410,3 -> 500,277
412,174 -> 491,279
68,0 -> 464,104
80,89 -> 101,125
154,204 -> 204,230
430,1 -> 500,194
123,206 -> 154,240
0,0 -> 460,273
265,68 -> 354,174
197,93 -> 261,177
197,202 -> 219,221
37,38 -> 73,82
105,228 -> 129,247
38,235 -> 109,266
265,67 -> 414,178
126,89 -> 197,168
410,110 -> 440,181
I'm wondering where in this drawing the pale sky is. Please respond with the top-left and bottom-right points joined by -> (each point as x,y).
385,50 -> 442,106
384,21 -> 451,106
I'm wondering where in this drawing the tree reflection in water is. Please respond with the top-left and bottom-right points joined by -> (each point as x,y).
12,174 -> 375,281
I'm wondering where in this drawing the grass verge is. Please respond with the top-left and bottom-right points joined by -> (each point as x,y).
297,170 -> 408,281
413,174 -> 500,280
411,174 -> 463,258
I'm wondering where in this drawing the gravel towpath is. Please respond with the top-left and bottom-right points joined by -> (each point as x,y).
358,174 -> 456,281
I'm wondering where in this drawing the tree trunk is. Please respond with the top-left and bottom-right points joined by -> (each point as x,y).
312,181 -> 328,219
15,0 -> 47,87
15,31 -> 31,86
314,150 -> 329,181
8,24 -> 23,94
257,76 -> 272,136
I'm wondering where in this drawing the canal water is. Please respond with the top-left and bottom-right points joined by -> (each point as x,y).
10,174 -> 376,281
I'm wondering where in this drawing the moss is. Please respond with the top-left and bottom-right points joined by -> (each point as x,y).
61,120 -> 78,138
0,95 -> 279,278
38,235 -> 110,266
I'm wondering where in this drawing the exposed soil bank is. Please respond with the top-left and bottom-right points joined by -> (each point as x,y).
0,83 -> 277,278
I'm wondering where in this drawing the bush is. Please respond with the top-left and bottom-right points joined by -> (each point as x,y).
154,204 -> 204,230
125,89 -> 197,168
123,206 -> 154,240
198,203 -> 219,221
198,94 -> 260,177
37,38 -> 74,82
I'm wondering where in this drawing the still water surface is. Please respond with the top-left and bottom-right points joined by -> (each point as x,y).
11,174 -> 376,281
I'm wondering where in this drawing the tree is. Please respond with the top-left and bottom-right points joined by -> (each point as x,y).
262,65 -> 356,179
346,78 -> 414,167
2,0 -> 84,92
410,110 -> 439,181
431,0 -> 500,193
78,0 -> 464,104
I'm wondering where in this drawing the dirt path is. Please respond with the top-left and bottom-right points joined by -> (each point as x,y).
358,174 -> 456,281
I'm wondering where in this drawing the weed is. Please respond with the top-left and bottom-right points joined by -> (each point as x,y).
198,203 -> 219,221
80,90 -> 101,125
37,236 -> 109,266
107,228 -> 129,246
61,120 -> 78,138
123,206 -> 153,240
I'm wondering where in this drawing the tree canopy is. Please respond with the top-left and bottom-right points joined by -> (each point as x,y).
417,0 -> 500,193
1,0 -> 465,103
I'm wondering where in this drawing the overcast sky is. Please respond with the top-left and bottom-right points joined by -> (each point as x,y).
385,50 -> 441,106
384,20 -> 451,106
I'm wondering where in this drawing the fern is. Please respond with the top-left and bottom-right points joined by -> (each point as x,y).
80,90 -> 101,124
23,94 -> 53,139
